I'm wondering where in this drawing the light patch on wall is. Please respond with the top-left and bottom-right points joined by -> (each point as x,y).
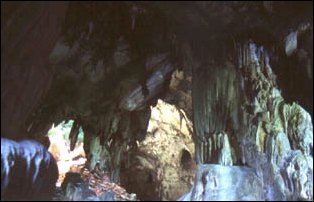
47,120 -> 86,186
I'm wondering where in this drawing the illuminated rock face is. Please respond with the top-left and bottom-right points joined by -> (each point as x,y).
184,41 -> 313,201
1,138 -> 58,201
120,100 -> 195,201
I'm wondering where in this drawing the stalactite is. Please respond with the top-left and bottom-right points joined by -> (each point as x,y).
69,120 -> 80,151
192,49 -> 242,164
1,138 -> 58,200
120,60 -> 175,111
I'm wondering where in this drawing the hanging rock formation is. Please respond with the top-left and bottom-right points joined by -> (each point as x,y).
1,1 -> 313,201
182,41 -> 313,201
1,138 -> 58,200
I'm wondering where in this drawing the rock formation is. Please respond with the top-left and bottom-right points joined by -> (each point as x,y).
181,41 -> 313,201
120,99 -> 195,201
1,138 -> 58,200
1,1 -> 313,201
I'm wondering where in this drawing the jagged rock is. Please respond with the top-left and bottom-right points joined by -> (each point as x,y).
119,61 -> 175,111
187,40 -> 313,201
265,131 -> 291,165
79,168 -> 137,201
285,31 -> 298,56
61,172 -> 96,201
180,164 -> 264,201
86,135 -> 111,172
208,132 -> 235,166
284,103 -> 313,156
280,150 -> 313,200
284,23 -> 311,57
53,169 -> 136,201
120,99 -> 195,201
1,138 -> 58,200
239,42 -> 313,201
87,191 -> 117,201
114,37 -> 131,68
193,61 -> 242,164
1,2 -> 313,201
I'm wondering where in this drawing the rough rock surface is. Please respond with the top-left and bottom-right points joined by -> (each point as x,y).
120,99 -> 195,201
239,42 -> 313,201
184,41 -> 313,201
55,171 -> 137,201
1,2 -> 313,201
180,164 -> 264,201
1,2 -> 68,138
1,138 -> 58,201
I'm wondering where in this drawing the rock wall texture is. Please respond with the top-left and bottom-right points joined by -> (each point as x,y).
181,41 -> 313,201
120,100 -> 195,201
1,138 -> 58,200
179,164 -> 264,201
1,2 -> 68,138
1,2 -> 312,200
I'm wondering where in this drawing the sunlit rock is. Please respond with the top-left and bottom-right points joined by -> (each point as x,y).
120,99 -> 195,201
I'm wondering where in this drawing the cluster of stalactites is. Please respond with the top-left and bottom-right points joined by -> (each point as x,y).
192,42 -> 243,164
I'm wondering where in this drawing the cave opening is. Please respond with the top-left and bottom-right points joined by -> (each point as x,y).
47,120 -> 86,186
180,149 -> 193,171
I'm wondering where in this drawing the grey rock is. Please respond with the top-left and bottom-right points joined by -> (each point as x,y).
119,62 -> 174,111
207,132 -> 234,166
177,192 -> 191,201
61,172 -> 96,201
98,191 -> 117,201
183,164 -> 265,201
280,150 -> 313,201
84,191 -> 117,201
87,136 -> 111,172
1,138 -> 58,201
265,132 -> 291,165
114,37 -> 131,67
285,103 -> 313,157
285,31 -> 298,56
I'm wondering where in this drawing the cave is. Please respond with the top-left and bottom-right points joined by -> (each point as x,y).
1,1 -> 313,201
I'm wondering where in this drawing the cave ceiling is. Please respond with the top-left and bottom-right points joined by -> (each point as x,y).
2,1 -> 312,137
1,1 -> 313,182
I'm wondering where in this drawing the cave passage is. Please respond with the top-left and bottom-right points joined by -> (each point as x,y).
1,1 -> 313,201
47,120 -> 86,187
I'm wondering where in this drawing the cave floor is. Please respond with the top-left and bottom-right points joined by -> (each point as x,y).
52,162 -> 137,201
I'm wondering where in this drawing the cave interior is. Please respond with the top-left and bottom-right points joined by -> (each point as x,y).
1,1 -> 313,201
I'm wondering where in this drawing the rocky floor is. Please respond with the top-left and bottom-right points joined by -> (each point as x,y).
52,168 -> 137,201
